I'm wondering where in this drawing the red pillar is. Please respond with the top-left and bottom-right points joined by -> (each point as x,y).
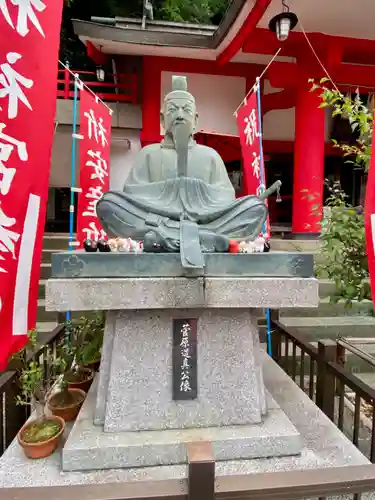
292,86 -> 325,235
140,56 -> 162,147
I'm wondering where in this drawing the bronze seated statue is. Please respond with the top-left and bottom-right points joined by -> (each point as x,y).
96,76 -> 279,269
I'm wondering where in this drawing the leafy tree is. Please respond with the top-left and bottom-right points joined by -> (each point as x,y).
157,0 -> 229,24
311,78 -> 373,306
316,182 -> 370,306
310,77 -> 373,172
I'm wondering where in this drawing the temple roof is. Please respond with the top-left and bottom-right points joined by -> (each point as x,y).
73,0 -> 248,50
72,0 -> 280,64
73,0 -> 375,66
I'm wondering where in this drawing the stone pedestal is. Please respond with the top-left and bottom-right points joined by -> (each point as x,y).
97,308 -> 266,432
46,273 -> 319,472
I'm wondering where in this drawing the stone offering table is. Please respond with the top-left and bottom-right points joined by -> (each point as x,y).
44,251 -> 318,472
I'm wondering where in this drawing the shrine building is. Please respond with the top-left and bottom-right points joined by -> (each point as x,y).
50,0 -> 375,238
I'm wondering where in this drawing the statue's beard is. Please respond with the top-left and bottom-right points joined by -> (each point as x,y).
169,121 -> 193,137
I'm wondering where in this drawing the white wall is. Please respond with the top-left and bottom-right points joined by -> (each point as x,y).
110,129 -> 141,189
262,80 -> 332,142
161,72 -> 246,136
49,125 -> 140,188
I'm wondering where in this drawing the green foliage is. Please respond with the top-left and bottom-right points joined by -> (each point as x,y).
14,316 -> 104,415
62,312 -> 105,372
79,313 -> 105,365
14,330 -> 63,417
316,181 -> 370,306
308,79 -> 373,305
310,78 -> 373,171
157,0 -> 229,24
21,420 -> 61,444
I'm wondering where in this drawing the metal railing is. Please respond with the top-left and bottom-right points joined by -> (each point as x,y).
337,337 -> 375,369
0,325 -> 66,455
271,312 -> 375,462
57,68 -> 138,104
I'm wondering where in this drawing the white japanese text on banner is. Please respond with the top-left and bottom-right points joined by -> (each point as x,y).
0,0 -> 63,368
76,89 -> 112,246
236,90 -> 270,239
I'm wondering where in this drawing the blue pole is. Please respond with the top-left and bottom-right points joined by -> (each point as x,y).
66,75 -> 79,324
255,78 -> 273,357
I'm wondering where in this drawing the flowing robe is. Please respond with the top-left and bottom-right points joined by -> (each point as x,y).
96,142 -> 267,244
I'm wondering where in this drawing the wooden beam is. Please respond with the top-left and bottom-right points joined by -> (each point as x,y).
262,89 -> 295,115
216,0 -> 273,66
150,56 -> 264,79
266,62 -> 301,88
334,63 -> 375,88
216,464 -> 375,500
187,441 -> 215,500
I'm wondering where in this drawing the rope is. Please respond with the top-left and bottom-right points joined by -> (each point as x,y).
233,47 -> 282,116
299,23 -> 341,93
58,60 -> 114,113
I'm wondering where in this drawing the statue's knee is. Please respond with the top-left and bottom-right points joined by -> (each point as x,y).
97,192 -> 127,219
244,199 -> 267,217
96,198 -> 113,220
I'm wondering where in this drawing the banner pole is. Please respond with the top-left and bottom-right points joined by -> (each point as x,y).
66,75 -> 79,324
255,78 -> 273,357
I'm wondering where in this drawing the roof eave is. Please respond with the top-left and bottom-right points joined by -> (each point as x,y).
72,19 -> 214,48
73,0 -> 249,50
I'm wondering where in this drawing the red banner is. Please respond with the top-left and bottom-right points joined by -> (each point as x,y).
365,118 -> 375,308
236,90 -> 270,239
0,0 -> 63,368
76,89 -> 112,246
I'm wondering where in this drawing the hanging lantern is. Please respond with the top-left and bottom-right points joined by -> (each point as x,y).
269,0 -> 298,42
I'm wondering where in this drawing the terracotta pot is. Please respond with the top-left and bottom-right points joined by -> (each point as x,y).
18,416 -> 65,460
48,388 -> 86,422
83,358 -> 101,373
67,367 -> 94,393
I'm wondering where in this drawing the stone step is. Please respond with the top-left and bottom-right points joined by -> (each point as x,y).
37,299 -> 58,322
279,316 -> 375,341
43,233 -> 70,251
41,248 -> 59,264
38,279 -> 46,298
355,372 -> 375,388
280,298 -> 373,318
318,280 -> 338,299
40,263 -> 51,280
270,240 -> 322,253
35,322 -> 59,344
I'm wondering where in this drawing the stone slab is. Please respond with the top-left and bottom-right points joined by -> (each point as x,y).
63,381 -> 302,471
102,309 -> 266,431
46,277 -> 319,311
0,352 -> 370,488
51,251 -> 314,278
94,311 -> 116,426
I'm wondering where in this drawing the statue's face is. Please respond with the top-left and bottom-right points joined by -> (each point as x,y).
161,97 -> 198,137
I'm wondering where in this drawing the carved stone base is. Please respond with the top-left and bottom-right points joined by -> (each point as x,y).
96,308 -> 267,432
62,378 -> 302,472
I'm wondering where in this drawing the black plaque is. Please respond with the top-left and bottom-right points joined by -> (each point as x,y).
172,318 -> 198,400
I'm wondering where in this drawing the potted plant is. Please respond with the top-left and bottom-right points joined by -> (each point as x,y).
15,330 -> 65,459
47,334 -> 88,422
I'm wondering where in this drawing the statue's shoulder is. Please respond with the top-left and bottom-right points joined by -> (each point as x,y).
139,143 -> 162,155
193,143 -> 224,162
